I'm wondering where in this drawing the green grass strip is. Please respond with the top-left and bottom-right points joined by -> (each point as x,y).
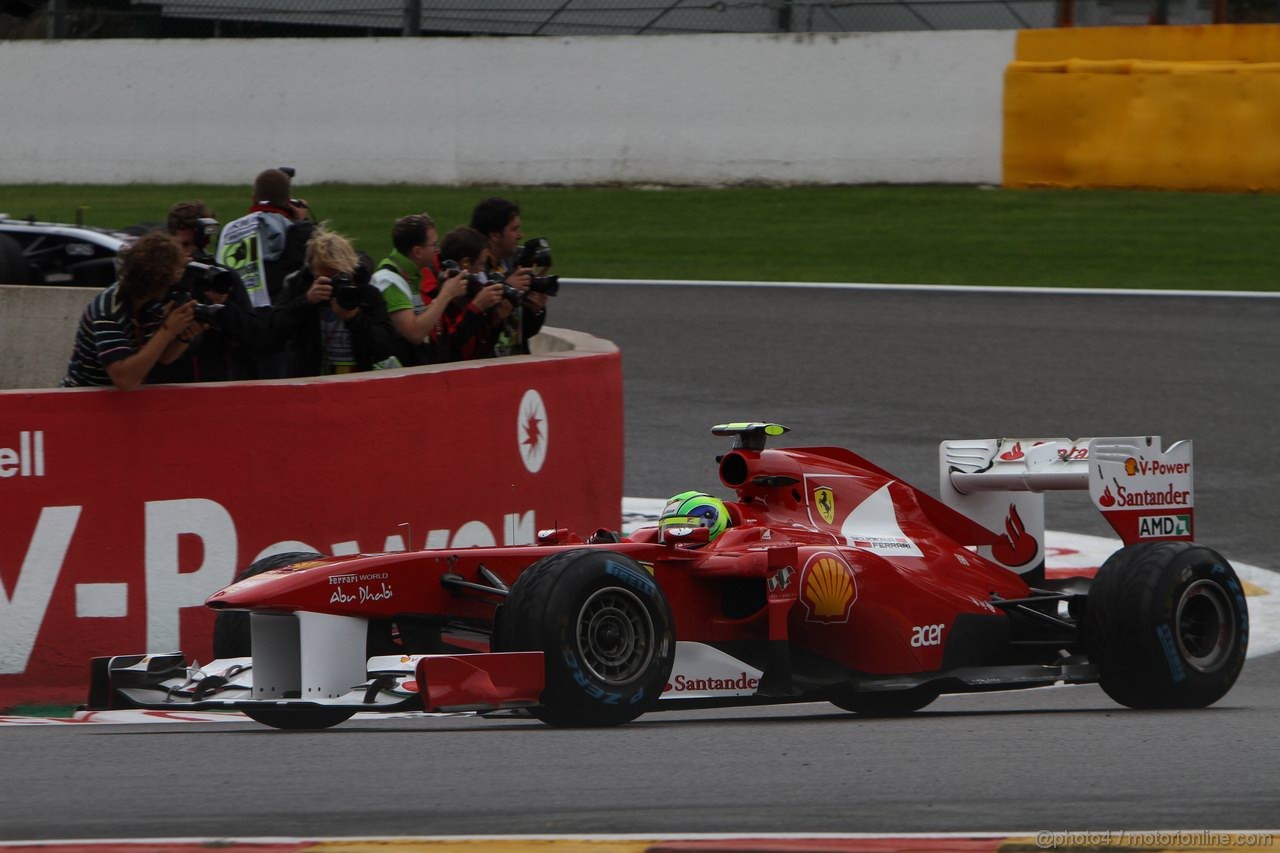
2,183 -> 1276,290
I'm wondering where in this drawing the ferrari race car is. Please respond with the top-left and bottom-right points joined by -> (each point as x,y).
87,423 -> 1249,730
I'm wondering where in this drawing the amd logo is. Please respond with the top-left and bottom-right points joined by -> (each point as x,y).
0,431 -> 45,479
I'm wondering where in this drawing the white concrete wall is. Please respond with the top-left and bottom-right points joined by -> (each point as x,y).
0,31 -> 1014,185
0,285 -> 88,389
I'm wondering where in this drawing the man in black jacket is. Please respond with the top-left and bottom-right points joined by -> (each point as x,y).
276,229 -> 395,377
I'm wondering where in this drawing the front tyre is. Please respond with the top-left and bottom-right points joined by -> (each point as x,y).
493,549 -> 675,727
212,551 -> 324,659
1084,541 -> 1248,709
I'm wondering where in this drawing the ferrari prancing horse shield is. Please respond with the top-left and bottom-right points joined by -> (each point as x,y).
814,487 -> 835,524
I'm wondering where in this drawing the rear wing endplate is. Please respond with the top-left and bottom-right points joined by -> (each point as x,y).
939,436 -> 1193,577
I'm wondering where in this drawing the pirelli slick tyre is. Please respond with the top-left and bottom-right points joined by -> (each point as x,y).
241,704 -> 355,731
493,549 -> 675,728
1084,541 -> 1248,709
212,551 -> 324,659
831,685 -> 940,717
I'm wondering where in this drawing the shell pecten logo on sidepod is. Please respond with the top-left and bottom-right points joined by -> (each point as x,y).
800,551 -> 857,623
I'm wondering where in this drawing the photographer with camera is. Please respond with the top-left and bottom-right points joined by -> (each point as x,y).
150,201 -> 263,383
214,168 -> 314,378
60,232 -> 200,391
469,196 -> 558,357
420,227 -> 506,363
276,228 -> 395,377
371,213 -> 467,368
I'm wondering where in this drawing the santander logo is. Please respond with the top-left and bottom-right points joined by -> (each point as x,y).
999,441 -> 1024,461
664,672 -> 760,693
990,504 -> 1038,568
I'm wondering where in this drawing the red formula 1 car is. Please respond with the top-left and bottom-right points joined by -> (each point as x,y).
88,423 -> 1249,730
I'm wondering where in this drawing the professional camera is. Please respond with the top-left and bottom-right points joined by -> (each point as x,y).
191,217 -> 220,254
527,273 -> 559,298
516,237 -> 552,270
180,259 -> 236,297
277,166 -> 308,212
514,237 -> 559,298
329,273 -> 362,311
440,260 -> 488,301
165,282 -> 224,325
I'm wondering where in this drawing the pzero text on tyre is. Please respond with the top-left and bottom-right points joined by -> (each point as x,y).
1084,541 -> 1248,709
493,549 -> 676,727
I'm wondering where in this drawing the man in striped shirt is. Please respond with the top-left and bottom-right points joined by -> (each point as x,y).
60,232 -> 199,390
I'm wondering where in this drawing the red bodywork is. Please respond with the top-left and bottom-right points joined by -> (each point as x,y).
207,444 -> 1029,680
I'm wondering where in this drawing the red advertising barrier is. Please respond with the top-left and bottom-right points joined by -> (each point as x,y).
0,330 -> 623,708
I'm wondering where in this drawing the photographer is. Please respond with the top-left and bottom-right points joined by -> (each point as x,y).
59,232 -> 199,391
371,213 -> 466,368
425,226 -> 505,363
215,168 -> 314,378
469,196 -> 557,357
276,228 -> 395,377
152,201 -> 260,382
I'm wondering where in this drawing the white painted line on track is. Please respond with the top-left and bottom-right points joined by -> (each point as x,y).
0,830 -> 1275,846
569,277 -> 1280,299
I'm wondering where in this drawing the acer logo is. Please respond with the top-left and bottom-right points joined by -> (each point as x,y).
911,624 -> 944,647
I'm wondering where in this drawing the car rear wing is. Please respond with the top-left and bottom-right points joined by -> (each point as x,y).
939,436 -> 1193,576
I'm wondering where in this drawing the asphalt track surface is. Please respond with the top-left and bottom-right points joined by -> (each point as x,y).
2,284 -> 1279,841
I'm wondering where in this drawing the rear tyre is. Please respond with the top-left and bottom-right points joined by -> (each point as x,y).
212,551 -> 323,659
831,686 -> 939,717
493,549 -> 675,727
1084,541 -> 1248,709
241,705 -> 355,730
0,234 -> 31,284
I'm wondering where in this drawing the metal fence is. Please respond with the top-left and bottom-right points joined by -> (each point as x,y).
2,0 -> 1273,39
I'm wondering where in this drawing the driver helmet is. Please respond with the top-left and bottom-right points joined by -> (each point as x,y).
659,490 -> 731,543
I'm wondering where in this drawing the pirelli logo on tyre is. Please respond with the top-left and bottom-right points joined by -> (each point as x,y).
799,551 -> 857,624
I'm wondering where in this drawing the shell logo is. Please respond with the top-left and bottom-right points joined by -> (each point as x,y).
800,552 -> 857,624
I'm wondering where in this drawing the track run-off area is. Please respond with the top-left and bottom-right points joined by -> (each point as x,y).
2,282 -> 1278,850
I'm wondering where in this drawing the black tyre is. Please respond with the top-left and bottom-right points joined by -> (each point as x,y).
241,704 -> 355,731
1084,541 -> 1248,709
831,685 -> 940,717
0,234 -> 31,285
493,549 -> 675,727
212,551 -> 323,659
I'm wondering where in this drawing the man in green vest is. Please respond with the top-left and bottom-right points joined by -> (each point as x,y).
370,214 -> 468,367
